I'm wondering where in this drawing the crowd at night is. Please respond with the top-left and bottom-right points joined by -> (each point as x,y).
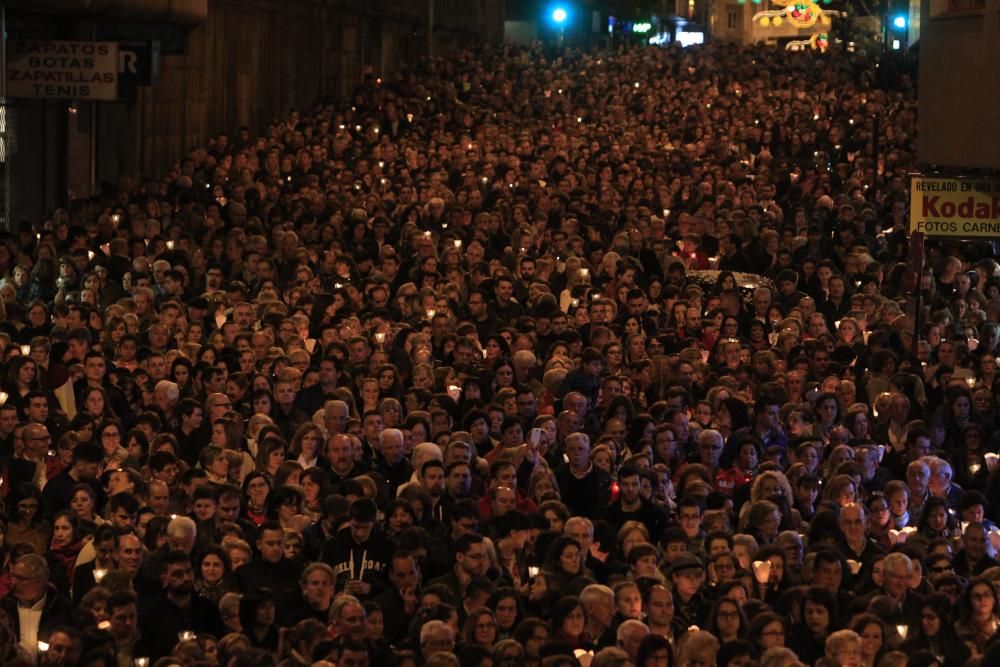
0,36 -> 996,667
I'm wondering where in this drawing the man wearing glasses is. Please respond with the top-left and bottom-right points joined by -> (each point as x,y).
15,422 -> 51,490
0,554 -> 74,657
4,421 -> 41,491
858,552 -> 924,629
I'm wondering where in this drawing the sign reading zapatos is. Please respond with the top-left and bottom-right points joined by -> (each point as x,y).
909,175 -> 1000,239
6,40 -> 118,101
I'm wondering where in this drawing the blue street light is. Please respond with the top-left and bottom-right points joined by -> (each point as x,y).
892,15 -> 907,29
552,7 -> 568,24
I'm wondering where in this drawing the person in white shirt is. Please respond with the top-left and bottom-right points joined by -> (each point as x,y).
2,554 -> 73,658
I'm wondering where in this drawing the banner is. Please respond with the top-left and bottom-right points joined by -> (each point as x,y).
6,40 -> 118,101
909,175 -> 1000,239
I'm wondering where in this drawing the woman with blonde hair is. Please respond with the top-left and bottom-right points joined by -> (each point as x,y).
616,521 -> 651,561
675,629 -> 720,667
527,466 -> 560,504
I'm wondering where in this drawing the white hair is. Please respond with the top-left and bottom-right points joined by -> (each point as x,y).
154,380 -> 180,401
167,516 -> 197,539
411,442 -> 442,467
379,428 -> 403,446
420,619 -> 454,646
580,584 -> 615,608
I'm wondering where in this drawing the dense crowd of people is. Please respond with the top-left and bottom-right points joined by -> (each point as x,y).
0,35 -> 995,667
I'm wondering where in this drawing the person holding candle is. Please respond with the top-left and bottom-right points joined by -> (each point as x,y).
322,498 -> 393,599
71,524 -> 117,603
137,550 -> 224,660
234,521 -> 303,613
901,592 -> 970,667
0,554 -> 74,658
955,577 -> 1000,657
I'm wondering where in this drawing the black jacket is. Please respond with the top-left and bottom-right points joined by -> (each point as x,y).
0,589 -> 74,647
137,592 -> 224,660
599,498 -> 668,544
321,527 -> 393,596
554,464 -> 612,519
235,557 -> 303,611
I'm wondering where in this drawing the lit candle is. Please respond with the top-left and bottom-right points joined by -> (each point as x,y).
752,560 -> 772,584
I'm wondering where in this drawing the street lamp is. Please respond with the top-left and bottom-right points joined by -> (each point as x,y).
550,6 -> 569,47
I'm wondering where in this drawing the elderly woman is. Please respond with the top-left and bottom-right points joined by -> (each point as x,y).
825,629 -> 864,667
674,630 -> 720,667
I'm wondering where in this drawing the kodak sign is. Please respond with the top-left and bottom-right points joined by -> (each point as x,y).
909,175 -> 1000,239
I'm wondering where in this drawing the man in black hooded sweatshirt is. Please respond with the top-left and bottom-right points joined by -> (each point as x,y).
321,497 -> 393,600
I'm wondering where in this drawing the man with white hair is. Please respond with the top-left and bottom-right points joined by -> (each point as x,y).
512,349 -> 538,385
420,619 -> 456,663
581,584 -> 617,647
409,442 -> 443,484
616,619 -> 650,661
0,554 -> 74,656
322,399 -> 350,436
154,379 -> 180,425
925,455 -> 964,509
375,428 -> 413,497
858,551 -> 924,628
555,432 -> 612,517
138,515 -> 197,584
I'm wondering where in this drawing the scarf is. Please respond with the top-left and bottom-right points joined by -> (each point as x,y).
50,540 -> 84,585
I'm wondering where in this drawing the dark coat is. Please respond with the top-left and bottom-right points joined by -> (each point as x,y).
0,589 -> 74,648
